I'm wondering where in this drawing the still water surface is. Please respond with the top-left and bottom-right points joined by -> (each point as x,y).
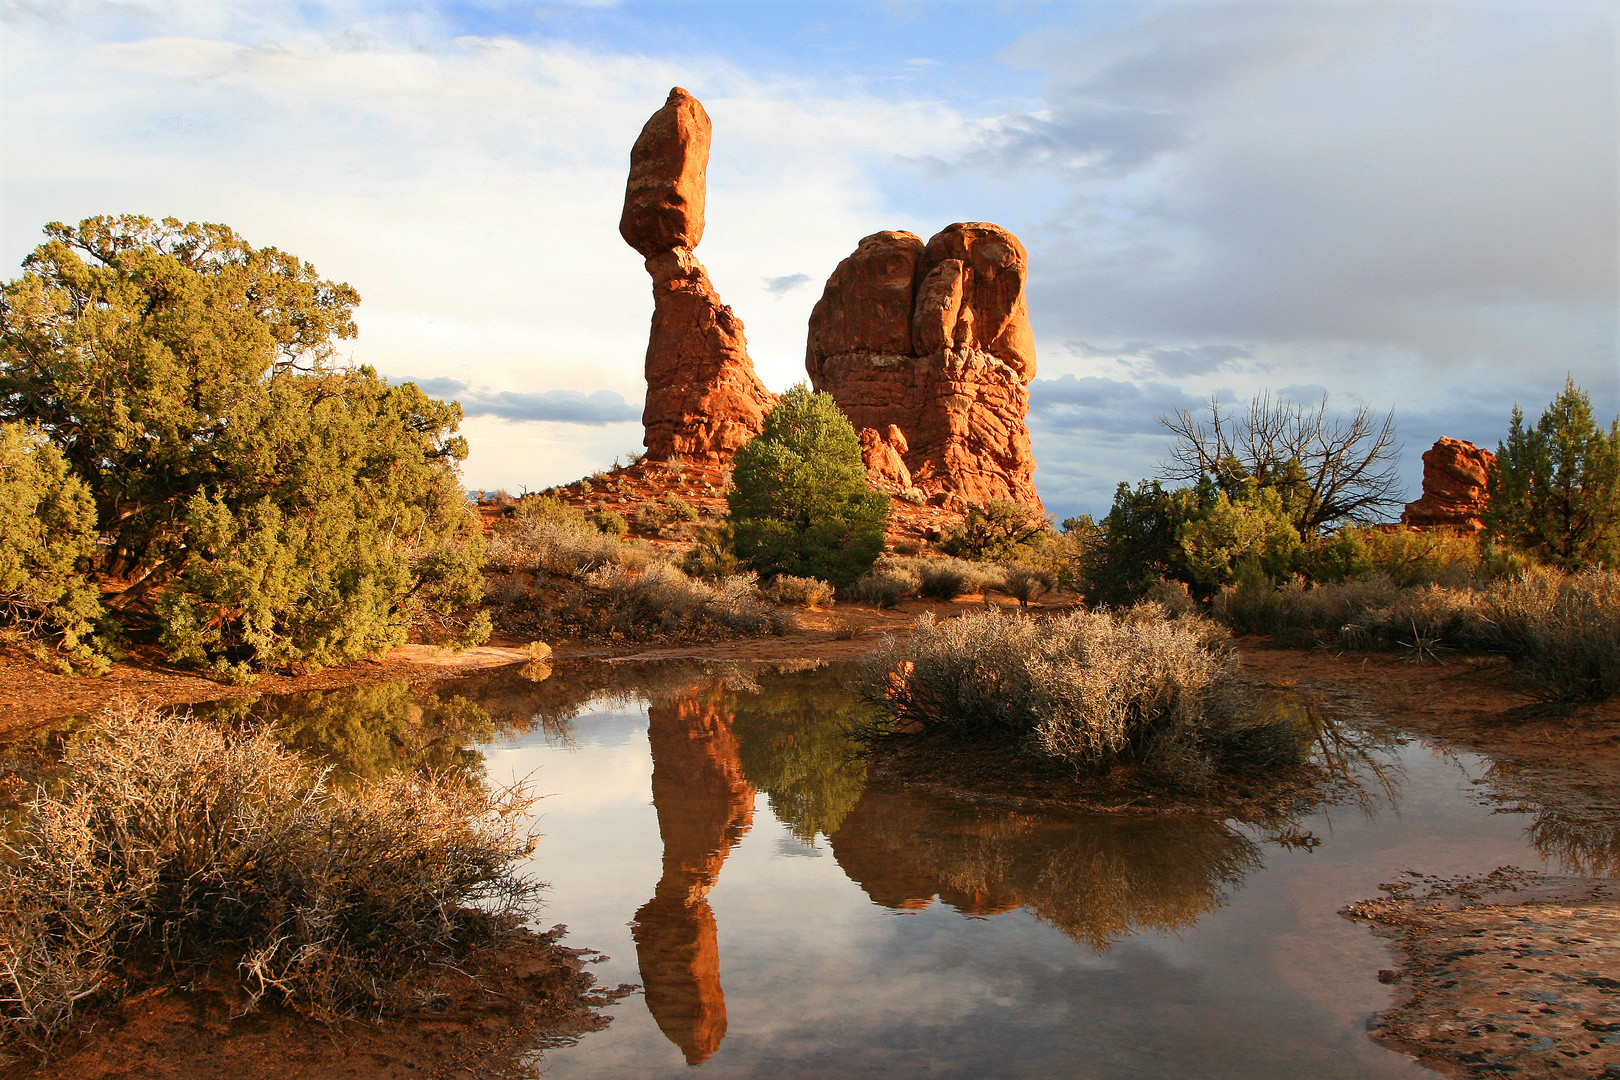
190,660 -> 1615,1079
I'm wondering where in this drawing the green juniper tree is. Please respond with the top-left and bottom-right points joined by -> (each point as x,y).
0,216 -> 487,678
0,423 -> 105,671
727,384 -> 889,587
1483,378 -> 1620,568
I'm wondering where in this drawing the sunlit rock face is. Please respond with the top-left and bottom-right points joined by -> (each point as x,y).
1401,437 -> 1496,532
622,88 -> 776,465
631,687 -> 754,1065
806,223 -> 1043,511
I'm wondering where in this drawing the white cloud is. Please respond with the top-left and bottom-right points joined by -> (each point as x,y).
2,1 -> 1613,506
0,15 -> 977,491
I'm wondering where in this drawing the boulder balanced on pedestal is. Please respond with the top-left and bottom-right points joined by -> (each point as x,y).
621,88 -> 775,464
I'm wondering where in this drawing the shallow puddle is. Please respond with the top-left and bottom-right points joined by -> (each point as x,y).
164,661 -> 1616,1077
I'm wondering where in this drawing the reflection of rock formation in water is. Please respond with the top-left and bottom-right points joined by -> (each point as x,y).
632,687 -> 755,1065
830,787 -> 1262,952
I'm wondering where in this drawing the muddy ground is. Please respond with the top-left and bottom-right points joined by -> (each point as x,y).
2,603 -> 1617,1078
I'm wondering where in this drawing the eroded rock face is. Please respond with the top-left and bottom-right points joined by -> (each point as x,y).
624,88 -> 774,464
1402,437 -> 1496,531
807,222 -> 1042,509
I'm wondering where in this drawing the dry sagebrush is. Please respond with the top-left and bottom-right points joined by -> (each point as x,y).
0,712 -> 540,1050
857,606 -> 1305,784
1214,566 -> 1620,702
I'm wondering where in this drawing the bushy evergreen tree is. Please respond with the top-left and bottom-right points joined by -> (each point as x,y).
1483,379 -> 1620,568
0,423 -> 106,671
727,385 -> 889,587
0,216 -> 486,678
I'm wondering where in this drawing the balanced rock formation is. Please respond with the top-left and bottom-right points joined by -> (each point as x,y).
622,88 -> 775,464
1402,437 -> 1496,532
806,224 -> 1041,510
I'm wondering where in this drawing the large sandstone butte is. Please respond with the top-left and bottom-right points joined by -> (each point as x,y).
806,224 -> 1042,511
622,88 -> 775,464
1401,437 -> 1496,531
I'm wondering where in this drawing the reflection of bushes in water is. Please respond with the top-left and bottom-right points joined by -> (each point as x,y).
831,788 -> 1262,953
1526,813 -> 1620,877
727,666 -> 875,844
442,660 -> 775,736
1482,760 -> 1620,877
194,683 -> 496,784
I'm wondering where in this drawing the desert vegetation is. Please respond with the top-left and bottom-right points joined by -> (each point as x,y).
0,216 -> 488,681
485,493 -> 792,643
0,710 -> 540,1051
726,385 -> 890,587
856,606 -> 1307,787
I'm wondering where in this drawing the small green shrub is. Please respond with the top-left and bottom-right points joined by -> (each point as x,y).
590,510 -> 629,536
680,523 -> 744,579
917,562 -> 970,600
856,607 -> 1305,784
938,499 -> 1050,561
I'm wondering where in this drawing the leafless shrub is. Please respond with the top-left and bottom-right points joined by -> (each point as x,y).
579,564 -> 792,640
855,607 -> 1304,784
0,712 -> 540,1050
763,575 -> 836,608
1484,567 -> 1620,702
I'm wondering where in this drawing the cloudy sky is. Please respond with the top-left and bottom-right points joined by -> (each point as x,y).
3,0 -> 1615,519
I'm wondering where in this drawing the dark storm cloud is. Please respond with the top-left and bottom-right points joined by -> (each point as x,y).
989,2 -> 1618,367
1029,373 -> 1209,437
390,376 -> 641,425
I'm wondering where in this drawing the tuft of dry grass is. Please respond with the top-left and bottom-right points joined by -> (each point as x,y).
0,711 -> 541,1050
1214,566 -> 1620,702
762,574 -> 836,609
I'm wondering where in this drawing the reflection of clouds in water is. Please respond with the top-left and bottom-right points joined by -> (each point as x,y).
831,787 -> 1262,953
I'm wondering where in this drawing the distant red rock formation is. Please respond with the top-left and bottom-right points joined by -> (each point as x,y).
622,88 -> 775,465
1402,437 -> 1496,532
806,224 -> 1042,511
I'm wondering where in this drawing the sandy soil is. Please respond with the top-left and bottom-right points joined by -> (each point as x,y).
1345,872 -> 1620,1079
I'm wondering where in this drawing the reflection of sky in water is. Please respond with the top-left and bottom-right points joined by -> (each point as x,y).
195,664 -> 1609,1078
462,668 -> 1550,1080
